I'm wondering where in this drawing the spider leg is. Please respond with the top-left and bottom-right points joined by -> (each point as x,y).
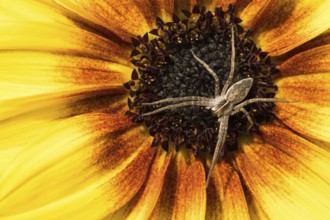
142,96 -> 211,106
141,100 -> 211,117
221,26 -> 236,96
206,116 -> 229,187
233,98 -> 295,112
231,107 -> 254,131
190,50 -> 220,97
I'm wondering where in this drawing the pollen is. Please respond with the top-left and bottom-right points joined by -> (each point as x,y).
124,5 -> 279,156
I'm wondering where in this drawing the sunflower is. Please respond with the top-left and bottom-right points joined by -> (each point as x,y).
1,0 -> 330,219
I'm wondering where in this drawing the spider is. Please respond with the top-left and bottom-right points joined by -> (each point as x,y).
140,26 -> 292,187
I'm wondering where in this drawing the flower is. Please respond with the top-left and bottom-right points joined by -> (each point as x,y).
0,0 -> 330,219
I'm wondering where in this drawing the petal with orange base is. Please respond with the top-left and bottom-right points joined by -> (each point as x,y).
55,0 -> 153,43
275,73 -> 330,143
110,149 -> 172,220
206,161 -> 250,220
0,52 -> 130,102
256,0 -> 330,56
150,149 -> 206,220
260,124 -> 330,182
236,134 -> 330,219
279,45 -> 330,77
153,0 -> 175,22
0,1 -> 131,66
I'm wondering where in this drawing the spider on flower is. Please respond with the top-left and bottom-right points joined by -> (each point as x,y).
141,26 -> 292,187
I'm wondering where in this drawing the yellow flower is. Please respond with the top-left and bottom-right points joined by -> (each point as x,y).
0,0 -> 330,219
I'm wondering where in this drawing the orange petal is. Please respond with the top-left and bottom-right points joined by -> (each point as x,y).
196,0 -> 220,11
197,0 -> 247,18
304,29 -> 330,48
129,0 -> 158,26
206,161 -> 250,220
153,0 -> 175,22
260,124 -> 330,182
239,1 -> 279,31
172,150 -> 207,219
256,0 -> 330,56
78,99 -> 133,136
174,0 -> 197,13
55,0 -> 153,43
90,125 -> 147,174
236,134 -> 330,219
150,149 -> 206,220
275,29 -> 330,63
57,56 -> 131,88
206,0 -> 280,34
279,45 -> 330,77
215,0 -> 237,9
99,137 -> 155,213
275,73 -> 330,143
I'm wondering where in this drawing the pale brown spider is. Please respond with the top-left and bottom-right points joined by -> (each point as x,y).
141,26 -> 292,187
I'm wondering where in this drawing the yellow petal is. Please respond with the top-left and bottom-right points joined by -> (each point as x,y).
0,113 -> 153,219
0,19 -> 130,65
256,0 -> 330,56
236,134 -> 330,219
0,119 -> 56,177
0,100 -> 130,166
0,1 -> 132,105
0,0 -> 132,105
150,149 -> 206,220
0,0 -> 72,22
0,147 -> 21,179
275,73 -> 330,143
0,52 -> 130,102
279,45 -> 330,77
206,161 -> 249,220
55,0 -> 152,43
0,91 -> 128,128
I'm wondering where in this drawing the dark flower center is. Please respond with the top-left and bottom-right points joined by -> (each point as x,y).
124,5 -> 279,156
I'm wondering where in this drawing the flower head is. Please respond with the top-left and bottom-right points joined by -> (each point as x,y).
1,0 -> 330,219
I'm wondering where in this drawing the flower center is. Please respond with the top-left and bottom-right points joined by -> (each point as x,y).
125,5 -> 279,157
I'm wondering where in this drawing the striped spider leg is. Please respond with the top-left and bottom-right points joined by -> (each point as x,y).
141,26 -> 291,188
